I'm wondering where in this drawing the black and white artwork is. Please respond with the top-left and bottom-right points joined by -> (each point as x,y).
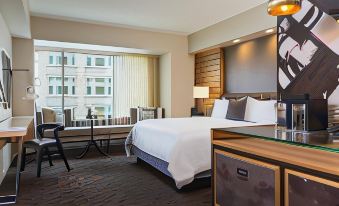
0,48 -> 12,120
278,0 -> 339,106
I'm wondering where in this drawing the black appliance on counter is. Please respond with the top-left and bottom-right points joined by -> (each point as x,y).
277,94 -> 328,131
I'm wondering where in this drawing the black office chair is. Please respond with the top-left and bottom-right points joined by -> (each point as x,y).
21,123 -> 71,177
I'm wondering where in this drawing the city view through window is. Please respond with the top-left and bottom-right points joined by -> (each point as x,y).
34,41 -> 157,128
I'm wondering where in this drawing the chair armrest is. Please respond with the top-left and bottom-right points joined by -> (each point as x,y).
37,123 -> 64,138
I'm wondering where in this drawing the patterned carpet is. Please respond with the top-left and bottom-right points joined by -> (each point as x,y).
16,145 -> 211,206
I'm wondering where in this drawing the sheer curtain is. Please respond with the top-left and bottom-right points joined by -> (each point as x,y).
112,55 -> 159,119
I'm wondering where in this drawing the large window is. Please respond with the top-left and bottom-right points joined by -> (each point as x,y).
49,52 -> 75,66
86,77 -> 112,96
35,42 -> 159,127
86,55 -> 111,67
48,76 -> 76,95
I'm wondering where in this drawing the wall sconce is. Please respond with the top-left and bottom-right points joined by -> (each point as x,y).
267,0 -> 302,16
22,85 -> 39,100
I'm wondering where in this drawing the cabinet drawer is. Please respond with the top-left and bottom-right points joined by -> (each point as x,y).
285,169 -> 339,206
214,149 -> 280,206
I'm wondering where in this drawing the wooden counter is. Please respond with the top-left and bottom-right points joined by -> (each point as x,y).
212,126 -> 339,206
0,116 -> 33,204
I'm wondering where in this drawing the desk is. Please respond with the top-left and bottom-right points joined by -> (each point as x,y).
0,116 -> 33,204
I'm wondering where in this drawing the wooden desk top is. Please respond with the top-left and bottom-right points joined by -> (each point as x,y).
0,116 -> 33,138
212,128 -> 339,177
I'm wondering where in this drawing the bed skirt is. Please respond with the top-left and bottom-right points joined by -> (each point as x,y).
131,146 -> 211,180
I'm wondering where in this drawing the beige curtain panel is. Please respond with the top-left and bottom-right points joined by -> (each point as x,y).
112,55 -> 159,118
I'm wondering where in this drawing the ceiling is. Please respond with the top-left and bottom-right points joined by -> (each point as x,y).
28,0 -> 267,35
0,0 -> 31,38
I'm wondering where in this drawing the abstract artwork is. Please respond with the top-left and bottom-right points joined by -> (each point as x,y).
1,50 -> 12,109
0,48 -> 12,121
278,0 -> 339,103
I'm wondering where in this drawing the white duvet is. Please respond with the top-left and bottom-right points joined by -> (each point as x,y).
126,117 -> 272,188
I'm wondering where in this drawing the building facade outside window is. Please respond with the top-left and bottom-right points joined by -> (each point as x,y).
49,52 -> 75,66
86,77 -> 112,96
48,76 -> 76,95
86,55 -> 112,67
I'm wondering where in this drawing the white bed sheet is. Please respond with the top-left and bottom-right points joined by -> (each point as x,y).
127,117 -> 273,188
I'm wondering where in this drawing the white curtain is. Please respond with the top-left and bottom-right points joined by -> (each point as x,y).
112,55 -> 159,118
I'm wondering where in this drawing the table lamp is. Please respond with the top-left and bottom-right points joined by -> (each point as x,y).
192,86 -> 209,116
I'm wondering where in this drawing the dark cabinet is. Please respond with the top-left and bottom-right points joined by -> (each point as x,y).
285,169 -> 339,206
214,150 -> 280,206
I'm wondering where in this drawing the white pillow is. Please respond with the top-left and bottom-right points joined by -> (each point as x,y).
211,99 -> 229,119
244,96 -> 276,123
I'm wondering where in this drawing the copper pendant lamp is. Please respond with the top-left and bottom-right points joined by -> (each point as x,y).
267,0 -> 302,16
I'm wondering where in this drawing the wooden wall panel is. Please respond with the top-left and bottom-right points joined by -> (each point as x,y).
195,48 -> 224,114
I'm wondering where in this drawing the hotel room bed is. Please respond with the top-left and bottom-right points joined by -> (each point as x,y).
125,117 -> 274,189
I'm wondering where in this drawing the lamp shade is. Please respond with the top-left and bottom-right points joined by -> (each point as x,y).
193,86 -> 209,98
267,0 -> 301,16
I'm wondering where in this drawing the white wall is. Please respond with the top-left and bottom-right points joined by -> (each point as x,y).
0,12 -> 13,183
0,14 -> 12,56
188,3 -> 276,53
12,37 -> 34,116
14,16 -> 194,117
159,53 -> 171,117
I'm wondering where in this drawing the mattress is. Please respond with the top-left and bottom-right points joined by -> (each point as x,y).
126,117 -> 273,188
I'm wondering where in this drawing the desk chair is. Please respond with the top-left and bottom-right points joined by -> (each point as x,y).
21,123 -> 71,177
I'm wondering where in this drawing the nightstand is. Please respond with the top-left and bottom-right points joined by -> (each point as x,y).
191,112 -> 204,117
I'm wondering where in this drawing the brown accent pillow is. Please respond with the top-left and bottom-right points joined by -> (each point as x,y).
226,97 -> 247,121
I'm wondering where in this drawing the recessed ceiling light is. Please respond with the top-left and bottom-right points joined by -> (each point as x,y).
233,39 -> 240,43
265,29 -> 274,33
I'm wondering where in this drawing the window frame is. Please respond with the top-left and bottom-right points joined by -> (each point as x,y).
48,52 -> 76,67
48,75 -> 76,96
86,55 -> 112,68
86,77 -> 112,96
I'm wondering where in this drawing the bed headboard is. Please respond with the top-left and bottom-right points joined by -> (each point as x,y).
221,92 -> 277,100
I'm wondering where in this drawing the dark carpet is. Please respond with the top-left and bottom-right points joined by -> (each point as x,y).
16,145 -> 211,206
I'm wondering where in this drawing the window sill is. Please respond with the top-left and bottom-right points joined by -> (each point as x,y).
47,95 -> 78,97
84,95 -> 112,97
46,65 -> 77,68
85,66 -> 111,69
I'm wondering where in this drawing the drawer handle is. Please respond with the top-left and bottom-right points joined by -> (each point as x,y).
237,168 -> 249,181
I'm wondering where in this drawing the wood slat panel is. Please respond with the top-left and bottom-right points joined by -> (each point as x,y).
197,65 -> 220,73
197,82 -> 221,87
210,88 -> 221,94
209,93 -> 221,99
196,70 -> 220,78
195,53 -> 221,63
195,48 -> 224,114
196,76 -> 220,83
220,49 -> 225,96
196,59 -> 220,69
204,99 -> 217,105
195,48 -> 221,58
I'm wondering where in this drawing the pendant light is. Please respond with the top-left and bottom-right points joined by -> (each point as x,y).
267,0 -> 302,16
